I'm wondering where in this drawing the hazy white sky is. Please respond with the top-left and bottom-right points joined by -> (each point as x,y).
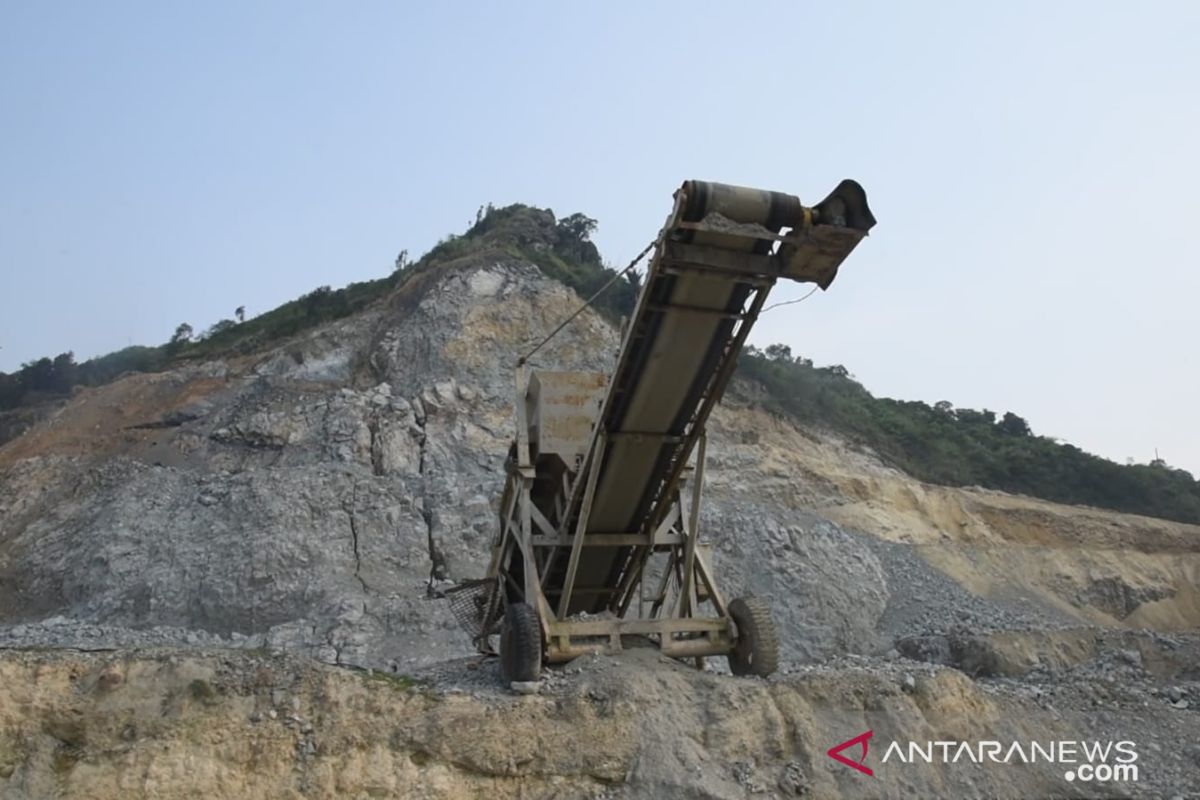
2,2 -> 1197,473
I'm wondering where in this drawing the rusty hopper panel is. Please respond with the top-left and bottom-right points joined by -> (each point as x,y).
526,371 -> 607,465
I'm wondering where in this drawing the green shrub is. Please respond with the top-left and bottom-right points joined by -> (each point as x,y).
736,347 -> 1200,524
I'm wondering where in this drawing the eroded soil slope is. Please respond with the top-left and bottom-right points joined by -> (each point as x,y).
3,647 -> 1197,800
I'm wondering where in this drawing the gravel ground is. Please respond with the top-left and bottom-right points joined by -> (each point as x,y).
852,528 -> 1080,640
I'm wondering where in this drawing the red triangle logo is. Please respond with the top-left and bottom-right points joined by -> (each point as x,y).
827,730 -> 874,776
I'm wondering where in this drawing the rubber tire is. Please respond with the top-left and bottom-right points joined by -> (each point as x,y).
500,602 -> 543,682
727,596 -> 780,677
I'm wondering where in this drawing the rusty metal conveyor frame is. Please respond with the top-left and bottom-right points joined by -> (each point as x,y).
480,178 -> 875,669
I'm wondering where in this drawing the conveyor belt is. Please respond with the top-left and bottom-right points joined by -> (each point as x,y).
552,180 -> 874,614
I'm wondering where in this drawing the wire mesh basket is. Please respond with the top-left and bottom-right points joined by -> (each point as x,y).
440,577 -> 503,649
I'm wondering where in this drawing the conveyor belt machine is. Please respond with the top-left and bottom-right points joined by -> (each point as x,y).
451,179 -> 875,681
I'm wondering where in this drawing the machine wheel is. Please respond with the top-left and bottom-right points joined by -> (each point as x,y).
500,602 -> 542,682
727,596 -> 779,677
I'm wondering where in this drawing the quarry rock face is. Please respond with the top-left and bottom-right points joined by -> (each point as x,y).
0,262 -> 613,670
0,259 -> 895,669
2,254 -> 1199,798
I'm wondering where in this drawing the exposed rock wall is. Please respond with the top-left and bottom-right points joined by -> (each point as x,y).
0,259 -> 890,669
3,256 -> 1199,672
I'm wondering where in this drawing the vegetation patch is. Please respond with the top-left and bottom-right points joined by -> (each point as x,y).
0,202 -> 629,413
362,670 -> 425,692
188,678 -> 217,704
737,345 -> 1200,524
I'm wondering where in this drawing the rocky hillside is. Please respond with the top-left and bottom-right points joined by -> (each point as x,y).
2,228 -> 1198,798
